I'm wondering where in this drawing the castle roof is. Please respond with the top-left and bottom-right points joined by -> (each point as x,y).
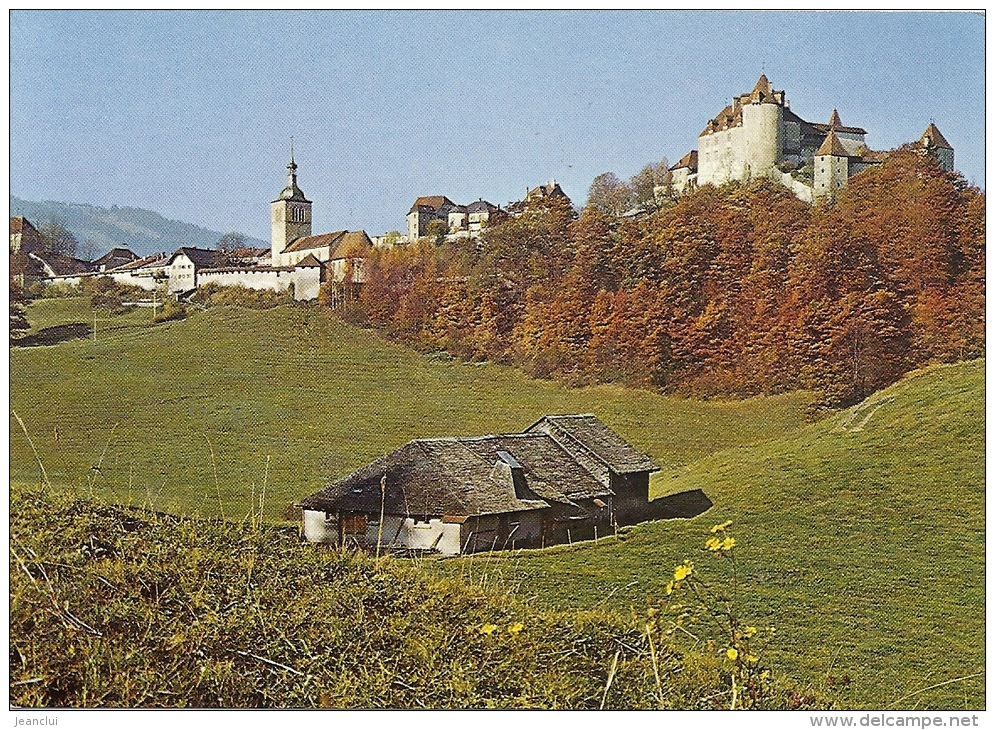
295,253 -> 322,268
750,73 -> 774,102
919,123 -> 952,150
669,150 -> 698,172
828,109 -> 843,128
466,199 -> 498,213
408,196 -> 458,215
329,230 -> 374,260
815,130 -> 851,158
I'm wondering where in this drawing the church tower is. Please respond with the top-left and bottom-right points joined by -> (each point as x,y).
271,146 -> 312,267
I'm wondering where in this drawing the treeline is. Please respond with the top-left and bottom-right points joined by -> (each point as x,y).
339,150 -> 984,406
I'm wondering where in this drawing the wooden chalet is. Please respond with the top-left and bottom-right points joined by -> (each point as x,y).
296,414 -> 705,555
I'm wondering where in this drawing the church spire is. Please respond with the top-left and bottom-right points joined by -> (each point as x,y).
275,142 -> 309,203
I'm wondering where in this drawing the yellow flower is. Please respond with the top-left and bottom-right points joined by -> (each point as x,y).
673,561 -> 694,581
744,653 -> 759,664
507,622 -> 524,635
721,537 -> 736,551
726,647 -> 739,661
664,581 -> 674,595
743,626 -> 757,638
705,537 -> 722,551
711,520 -> 733,534
479,623 -> 499,635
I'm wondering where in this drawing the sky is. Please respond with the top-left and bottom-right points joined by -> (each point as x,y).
9,10 -> 987,242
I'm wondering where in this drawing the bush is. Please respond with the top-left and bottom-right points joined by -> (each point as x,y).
191,283 -> 293,309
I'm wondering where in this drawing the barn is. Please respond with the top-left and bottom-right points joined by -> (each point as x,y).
297,414 -> 683,555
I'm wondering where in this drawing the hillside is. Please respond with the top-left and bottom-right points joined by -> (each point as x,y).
9,299 -> 814,523
15,480 -> 815,708
437,360 -> 985,709
10,196 -> 267,258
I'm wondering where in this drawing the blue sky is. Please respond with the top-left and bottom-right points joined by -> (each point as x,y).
9,10 -> 986,242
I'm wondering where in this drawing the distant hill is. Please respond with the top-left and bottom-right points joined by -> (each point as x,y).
9,196 -> 267,258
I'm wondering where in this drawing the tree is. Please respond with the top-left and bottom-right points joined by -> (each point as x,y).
585,172 -> 635,217
38,219 -> 78,257
10,279 -> 30,341
630,158 -> 671,211
423,219 -> 449,246
215,231 -> 247,266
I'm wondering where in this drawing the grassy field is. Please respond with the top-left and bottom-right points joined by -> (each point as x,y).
438,360 -> 986,709
10,299 -> 813,522
10,299 -> 984,709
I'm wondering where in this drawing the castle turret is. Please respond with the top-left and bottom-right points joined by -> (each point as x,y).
917,123 -> 954,172
741,74 -> 784,179
813,131 -> 851,199
271,146 -> 312,267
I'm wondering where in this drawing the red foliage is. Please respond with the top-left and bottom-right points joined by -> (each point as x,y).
328,155 -> 983,405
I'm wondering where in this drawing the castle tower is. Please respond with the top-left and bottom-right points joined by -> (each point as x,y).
917,123 -> 954,172
741,74 -> 784,179
813,131 -> 851,199
271,147 -> 312,267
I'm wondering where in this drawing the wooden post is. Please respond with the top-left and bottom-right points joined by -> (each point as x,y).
376,474 -> 386,558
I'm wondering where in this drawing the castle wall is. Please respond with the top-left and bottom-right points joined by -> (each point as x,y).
109,270 -> 166,291
742,102 -> 783,178
697,125 -> 746,187
779,172 -> 813,203
813,154 -> 849,198
198,268 -> 295,293
292,267 -> 322,301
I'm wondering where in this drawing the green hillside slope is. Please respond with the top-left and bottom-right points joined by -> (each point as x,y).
446,360 -> 985,709
10,300 -> 813,523
10,196 -> 267,257
17,481 -> 807,708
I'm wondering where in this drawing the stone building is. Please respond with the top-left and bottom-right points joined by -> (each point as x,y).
671,74 -> 954,201
406,195 -> 461,241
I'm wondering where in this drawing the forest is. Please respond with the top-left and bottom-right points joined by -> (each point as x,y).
328,150 -> 985,407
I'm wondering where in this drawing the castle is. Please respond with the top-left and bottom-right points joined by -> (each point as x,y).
668,74 -> 954,202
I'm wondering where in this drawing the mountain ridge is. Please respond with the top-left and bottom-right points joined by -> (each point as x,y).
10,195 -> 268,258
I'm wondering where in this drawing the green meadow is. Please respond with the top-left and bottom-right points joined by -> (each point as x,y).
10,299 -> 812,521
10,300 -> 985,709
440,360 -> 985,709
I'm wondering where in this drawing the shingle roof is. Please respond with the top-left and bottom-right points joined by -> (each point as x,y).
113,251 -> 170,271
295,253 -> 322,268
283,231 -> 347,253
670,150 -> 698,172
93,247 -> 140,268
298,439 -> 553,517
34,252 -> 94,276
525,414 -> 658,476
466,199 -> 498,213
815,130 -> 851,158
299,412 -> 656,517
919,122 -> 953,150
168,247 -> 218,267
408,196 -> 458,215
282,230 -> 374,258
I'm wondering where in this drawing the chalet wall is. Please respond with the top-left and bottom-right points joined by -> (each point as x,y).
303,509 -> 336,544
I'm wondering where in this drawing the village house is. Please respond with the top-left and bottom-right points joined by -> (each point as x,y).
670,74 -> 955,201
297,414 -> 712,555
9,216 -> 43,254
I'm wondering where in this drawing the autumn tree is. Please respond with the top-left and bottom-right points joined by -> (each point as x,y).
38,220 -> 78,257
585,172 -> 634,217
